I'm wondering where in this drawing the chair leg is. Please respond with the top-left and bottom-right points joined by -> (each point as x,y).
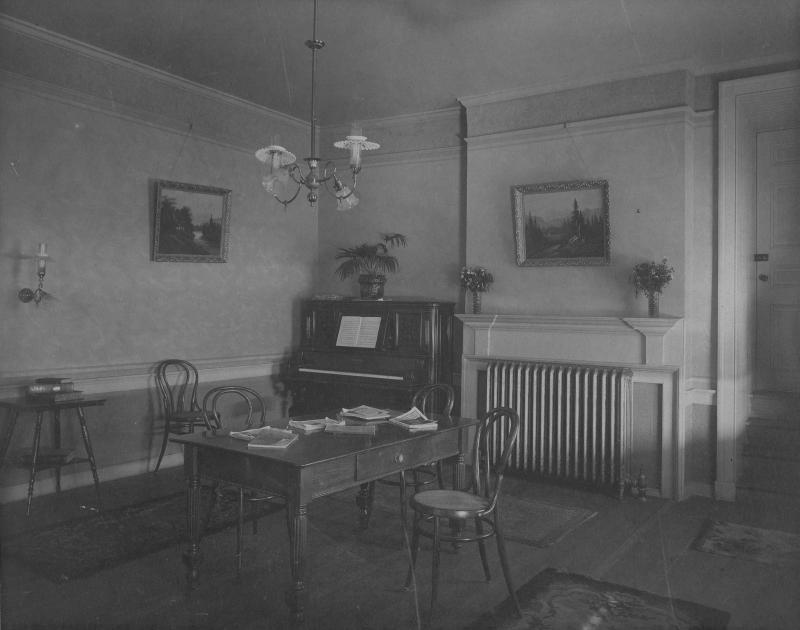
494,513 -> 521,617
236,489 -> 244,578
475,517 -> 491,581
399,471 -> 408,545
435,460 -> 445,489
154,420 -> 171,473
428,517 -> 441,627
405,510 -> 421,589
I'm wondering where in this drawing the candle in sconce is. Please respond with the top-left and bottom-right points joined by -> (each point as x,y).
37,242 -> 47,274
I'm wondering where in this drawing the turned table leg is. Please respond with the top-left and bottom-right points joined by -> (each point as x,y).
286,497 -> 308,627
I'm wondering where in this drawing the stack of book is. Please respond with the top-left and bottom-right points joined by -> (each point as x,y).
388,407 -> 438,432
340,405 -> 391,422
229,426 -> 299,449
288,417 -> 344,434
25,377 -> 83,403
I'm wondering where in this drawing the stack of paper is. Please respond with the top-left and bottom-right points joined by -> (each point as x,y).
288,417 -> 344,434
388,407 -> 438,432
229,426 -> 299,449
341,405 -> 391,421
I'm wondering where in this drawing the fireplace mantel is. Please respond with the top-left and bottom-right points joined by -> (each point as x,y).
457,314 -> 682,367
456,313 -> 686,499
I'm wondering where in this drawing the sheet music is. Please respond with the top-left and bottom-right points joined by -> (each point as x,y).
336,316 -> 381,348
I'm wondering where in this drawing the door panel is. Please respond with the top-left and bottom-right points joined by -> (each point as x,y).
755,129 -> 800,392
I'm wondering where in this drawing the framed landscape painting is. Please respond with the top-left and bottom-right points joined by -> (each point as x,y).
152,180 -> 231,262
511,179 -> 610,266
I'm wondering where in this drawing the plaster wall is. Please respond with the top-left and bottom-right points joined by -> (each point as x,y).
464,111 -> 689,320
315,110 -> 465,303
0,24 -> 316,499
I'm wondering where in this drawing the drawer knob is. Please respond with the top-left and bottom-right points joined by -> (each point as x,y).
394,453 -> 405,464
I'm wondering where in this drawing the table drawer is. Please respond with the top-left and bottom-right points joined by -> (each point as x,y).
355,431 -> 458,481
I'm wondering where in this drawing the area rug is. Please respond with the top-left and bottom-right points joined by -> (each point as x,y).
4,488 -> 284,583
467,568 -> 730,629
693,519 -> 800,568
321,489 -> 597,548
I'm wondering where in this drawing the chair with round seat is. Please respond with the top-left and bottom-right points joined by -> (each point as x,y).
154,359 -> 207,472
405,406 -> 522,624
377,383 -> 454,537
201,385 -> 287,576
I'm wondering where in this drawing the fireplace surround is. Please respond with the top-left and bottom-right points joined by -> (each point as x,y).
457,314 -> 685,499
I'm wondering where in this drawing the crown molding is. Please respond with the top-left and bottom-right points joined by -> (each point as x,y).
0,15 -> 306,131
458,54 -> 800,109
0,69 -> 262,155
465,106 -> 703,150
322,106 -> 462,136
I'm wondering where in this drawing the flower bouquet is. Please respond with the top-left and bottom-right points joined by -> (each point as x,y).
631,258 -> 674,316
460,266 -> 494,314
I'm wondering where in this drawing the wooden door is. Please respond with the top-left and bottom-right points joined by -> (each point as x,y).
755,128 -> 800,392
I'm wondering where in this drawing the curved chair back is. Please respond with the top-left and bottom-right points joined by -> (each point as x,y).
156,359 -> 201,420
471,407 -> 520,510
411,383 -> 455,417
202,385 -> 267,435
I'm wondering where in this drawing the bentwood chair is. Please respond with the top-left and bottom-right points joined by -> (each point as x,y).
154,359 -> 207,472
406,406 -> 522,624
202,385 -> 287,576
378,383 -> 455,538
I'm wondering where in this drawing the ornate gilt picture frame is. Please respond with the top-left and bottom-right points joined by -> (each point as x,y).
512,179 -> 610,266
152,179 -> 231,263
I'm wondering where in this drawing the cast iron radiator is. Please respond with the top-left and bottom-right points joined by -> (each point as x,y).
484,360 -> 634,495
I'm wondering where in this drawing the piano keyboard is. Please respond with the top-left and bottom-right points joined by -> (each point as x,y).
297,368 -> 404,381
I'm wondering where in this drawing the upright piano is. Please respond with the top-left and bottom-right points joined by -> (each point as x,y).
285,298 -> 457,415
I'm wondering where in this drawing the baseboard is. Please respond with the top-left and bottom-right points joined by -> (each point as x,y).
713,480 -> 736,502
0,453 -> 183,504
685,481 -> 714,498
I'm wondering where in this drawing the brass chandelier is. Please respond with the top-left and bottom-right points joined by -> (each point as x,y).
255,0 -> 378,210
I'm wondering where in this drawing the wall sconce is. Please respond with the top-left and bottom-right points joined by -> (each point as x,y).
18,242 -> 50,305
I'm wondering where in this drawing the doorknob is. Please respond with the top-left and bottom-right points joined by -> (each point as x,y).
759,274 -> 769,282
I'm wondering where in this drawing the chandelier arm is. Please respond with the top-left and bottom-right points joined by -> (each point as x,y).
271,183 -> 304,208
324,175 -> 356,200
286,164 -> 308,187
317,160 -> 339,185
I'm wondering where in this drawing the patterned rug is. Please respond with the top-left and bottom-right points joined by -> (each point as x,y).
4,488 -> 284,582
693,519 -> 800,567
467,568 -> 730,629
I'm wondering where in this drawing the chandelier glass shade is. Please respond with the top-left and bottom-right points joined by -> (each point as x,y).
255,0 -> 379,210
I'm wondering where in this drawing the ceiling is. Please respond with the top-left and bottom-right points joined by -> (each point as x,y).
2,0 -> 799,126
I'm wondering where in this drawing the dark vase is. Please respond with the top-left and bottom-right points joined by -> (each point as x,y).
647,293 -> 659,317
358,274 -> 386,299
471,290 -> 482,314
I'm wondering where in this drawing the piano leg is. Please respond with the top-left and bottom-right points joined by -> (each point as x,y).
355,481 -> 375,530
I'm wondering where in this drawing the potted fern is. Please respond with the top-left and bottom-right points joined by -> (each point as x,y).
334,233 -> 407,299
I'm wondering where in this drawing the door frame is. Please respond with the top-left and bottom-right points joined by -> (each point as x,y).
716,70 -> 800,501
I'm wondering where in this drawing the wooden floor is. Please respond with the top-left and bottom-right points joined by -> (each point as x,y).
1,467 -> 799,629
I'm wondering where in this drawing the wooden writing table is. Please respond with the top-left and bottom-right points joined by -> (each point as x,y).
0,397 -> 105,516
172,412 -> 478,626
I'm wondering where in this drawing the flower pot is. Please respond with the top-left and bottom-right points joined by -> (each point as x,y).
647,293 -> 659,317
358,274 -> 386,299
